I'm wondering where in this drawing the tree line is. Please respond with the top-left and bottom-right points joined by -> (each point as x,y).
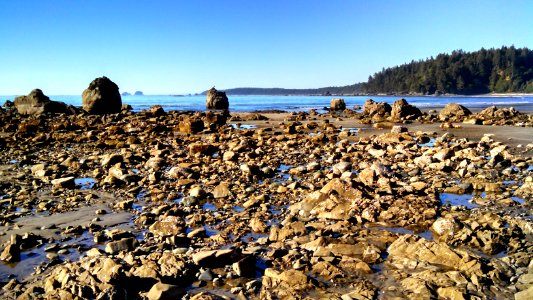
204,46 -> 532,96
363,46 -> 533,95
204,84 -> 363,96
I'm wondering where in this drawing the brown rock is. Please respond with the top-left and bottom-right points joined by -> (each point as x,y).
330,98 -> 346,111
0,243 -> 20,262
51,177 -> 75,189
179,116 -> 204,134
14,89 -> 75,115
439,103 -> 472,122
105,237 -> 138,254
192,249 -> 237,268
146,282 -> 185,300
362,99 -> 391,119
212,183 -> 232,198
390,98 -> 422,121
82,76 -> 122,114
206,87 -> 229,110
149,216 -> 185,237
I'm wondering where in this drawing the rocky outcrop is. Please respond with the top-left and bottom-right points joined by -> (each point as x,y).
82,76 -> 122,114
439,103 -> 471,121
469,105 -> 530,125
391,98 -> 422,121
14,89 -> 76,115
206,87 -> 229,110
362,99 -> 392,120
330,98 -> 346,111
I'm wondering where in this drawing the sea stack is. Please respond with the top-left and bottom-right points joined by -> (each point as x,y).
82,76 -> 122,114
206,87 -> 229,110
330,98 -> 346,111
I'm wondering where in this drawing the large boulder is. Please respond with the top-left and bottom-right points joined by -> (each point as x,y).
206,87 -> 229,110
330,98 -> 346,111
362,99 -> 391,119
82,76 -> 122,114
390,98 -> 422,121
439,103 -> 471,122
14,89 -> 76,115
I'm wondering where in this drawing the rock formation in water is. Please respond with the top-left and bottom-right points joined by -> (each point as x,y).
134,91 -> 144,96
330,98 -> 346,111
14,89 -> 76,115
82,76 -> 122,114
206,87 -> 229,110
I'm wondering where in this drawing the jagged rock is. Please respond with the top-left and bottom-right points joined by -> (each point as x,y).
390,98 -> 422,121
14,89 -> 75,115
362,99 -> 392,120
388,235 -> 483,277
439,103 -> 472,121
94,257 -> 123,283
206,87 -> 229,110
289,178 -> 370,220
0,243 -> 20,262
330,98 -> 346,111
82,76 -> 122,114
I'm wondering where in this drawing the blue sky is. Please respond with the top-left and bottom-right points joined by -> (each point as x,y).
0,0 -> 531,95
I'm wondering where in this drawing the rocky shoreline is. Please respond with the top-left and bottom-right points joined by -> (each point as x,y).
0,95 -> 532,299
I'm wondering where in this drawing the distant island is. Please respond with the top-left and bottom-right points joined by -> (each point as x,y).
121,91 -> 144,96
205,46 -> 532,96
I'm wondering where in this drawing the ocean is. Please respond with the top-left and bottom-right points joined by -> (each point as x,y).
2,95 -> 533,113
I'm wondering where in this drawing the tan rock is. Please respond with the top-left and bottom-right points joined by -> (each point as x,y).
212,183 -> 232,198
146,282 -> 185,300
149,215 -> 185,237
515,285 -> 533,300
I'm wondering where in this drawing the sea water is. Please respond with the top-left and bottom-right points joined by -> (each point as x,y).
2,95 -> 532,113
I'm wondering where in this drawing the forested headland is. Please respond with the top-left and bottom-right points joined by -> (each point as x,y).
210,47 -> 532,96
214,84 -> 363,96
364,46 -> 533,95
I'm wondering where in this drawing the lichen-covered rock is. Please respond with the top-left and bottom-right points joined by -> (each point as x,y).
82,76 -> 122,114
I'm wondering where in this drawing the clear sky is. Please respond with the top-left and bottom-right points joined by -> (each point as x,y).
0,0 -> 531,95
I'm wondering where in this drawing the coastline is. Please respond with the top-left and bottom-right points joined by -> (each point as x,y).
0,100 -> 531,298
